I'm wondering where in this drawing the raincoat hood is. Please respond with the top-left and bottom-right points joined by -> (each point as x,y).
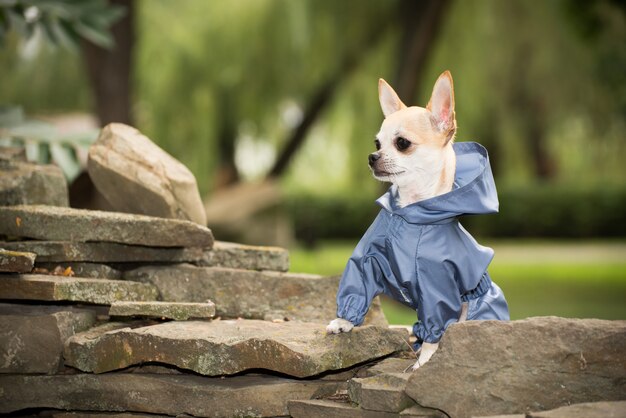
376,142 -> 499,224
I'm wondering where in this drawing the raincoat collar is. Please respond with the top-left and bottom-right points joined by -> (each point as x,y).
376,142 -> 498,224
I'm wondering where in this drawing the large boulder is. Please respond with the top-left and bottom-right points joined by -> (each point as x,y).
64,320 -> 408,377
88,123 -> 206,225
406,317 -> 626,418
0,159 -> 68,207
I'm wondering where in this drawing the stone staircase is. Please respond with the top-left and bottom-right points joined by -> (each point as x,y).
0,202 -> 416,417
2,125 -> 625,418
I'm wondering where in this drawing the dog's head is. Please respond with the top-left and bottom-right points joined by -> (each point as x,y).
369,71 -> 457,189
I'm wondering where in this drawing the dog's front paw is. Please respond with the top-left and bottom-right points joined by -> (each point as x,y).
326,318 -> 354,334
411,342 -> 439,371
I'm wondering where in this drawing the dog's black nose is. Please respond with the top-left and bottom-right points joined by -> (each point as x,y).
368,153 -> 381,166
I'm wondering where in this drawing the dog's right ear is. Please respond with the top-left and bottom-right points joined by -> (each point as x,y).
379,79 -> 406,117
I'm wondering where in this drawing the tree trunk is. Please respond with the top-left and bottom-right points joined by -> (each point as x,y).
393,0 -> 451,104
267,20 -> 392,179
81,0 -> 134,126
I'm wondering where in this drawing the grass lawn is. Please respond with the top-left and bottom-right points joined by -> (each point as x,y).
288,240 -> 626,325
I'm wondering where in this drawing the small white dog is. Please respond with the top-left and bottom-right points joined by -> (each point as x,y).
327,71 -> 510,370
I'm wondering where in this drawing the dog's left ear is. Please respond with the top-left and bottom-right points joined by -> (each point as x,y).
427,71 -> 456,144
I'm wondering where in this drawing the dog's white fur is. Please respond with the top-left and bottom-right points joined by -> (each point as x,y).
326,71 -> 459,370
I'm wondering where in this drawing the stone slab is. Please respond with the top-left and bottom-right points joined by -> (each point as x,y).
289,399 -> 398,418
0,240 -> 287,271
64,319 -> 407,377
0,274 -> 159,304
0,240 -> 207,264
288,399 -> 443,418
358,357 -> 416,377
35,262 -> 122,279
528,401 -> 626,418
88,123 -> 207,225
54,413 -> 173,418
0,303 -> 95,373
109,301 -> 216,320
123,264 -> 387,325
0,159 -> 69,207
348,373 -> 414,413
0,248 -> 35,273
406,317 -> 626,418
0,205 -> 213,248
0,373 -> 343,417
202,240 -> 289,271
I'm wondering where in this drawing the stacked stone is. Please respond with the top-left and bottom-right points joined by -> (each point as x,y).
2,125 -> 624,418
0,124 -> 408,418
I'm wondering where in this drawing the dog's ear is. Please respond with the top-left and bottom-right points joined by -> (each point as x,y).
379,79 -> 406,117
427,71 -> 456,143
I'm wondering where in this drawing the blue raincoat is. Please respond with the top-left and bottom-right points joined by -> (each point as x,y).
336,142 -> 509,347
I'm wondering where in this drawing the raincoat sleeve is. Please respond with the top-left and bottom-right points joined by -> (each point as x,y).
335,213 -> 386,326
413,247 -> 464,345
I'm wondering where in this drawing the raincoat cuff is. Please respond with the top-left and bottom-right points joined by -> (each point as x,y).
412,322 -> 443,344
337,305 -> 364,327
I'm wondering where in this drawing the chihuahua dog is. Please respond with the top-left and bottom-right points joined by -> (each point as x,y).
326,71 -> 510,370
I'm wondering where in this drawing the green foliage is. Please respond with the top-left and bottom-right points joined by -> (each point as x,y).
0,106 -> 98,181
286,184 -> 626,242
0,0 -> 125,49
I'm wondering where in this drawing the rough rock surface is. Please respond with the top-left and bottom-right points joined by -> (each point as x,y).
123,264 -> 387,325
288,399 -> 443,418
0,159 -> 68,207
88,123 -> 207,225
0,205 -> 214,248
0,274 -> 159,304
0,373 -> 343,417
64,320 -> 407,377
349,373 -> 414,413
0,303 -> 95,373
528,401 -> 626,418
0,249 -> 35,273
0,240 -> 285,270
35,262 -> 122,279
406,317 -> 626,418
0,240 -> 208,264
109,301 -> 216,320
202,241 -> 289,271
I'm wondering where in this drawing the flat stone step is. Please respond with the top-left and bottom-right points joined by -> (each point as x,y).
123,264 -> 387,325
348,373 -> 414,413
0,303 -> 95,374
0,373 -> 343,417
528,401 -> 626,418
0,205 -> 214,248
0,240 -> 288,271
109,301 -> 216,320
0,240 -> 207,264
35,262 -> 122,279
64,320 -> 407,377
204,241 -> 289,271
288,399 -> 440,418
0,274 -> 159,304
0,248 -> 35,273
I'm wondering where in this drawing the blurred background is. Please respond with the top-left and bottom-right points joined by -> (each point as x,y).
1,0 -> 624,323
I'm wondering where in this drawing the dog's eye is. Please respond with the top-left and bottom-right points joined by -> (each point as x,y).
396,137 -> 411,151
374,139 -> 381,150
